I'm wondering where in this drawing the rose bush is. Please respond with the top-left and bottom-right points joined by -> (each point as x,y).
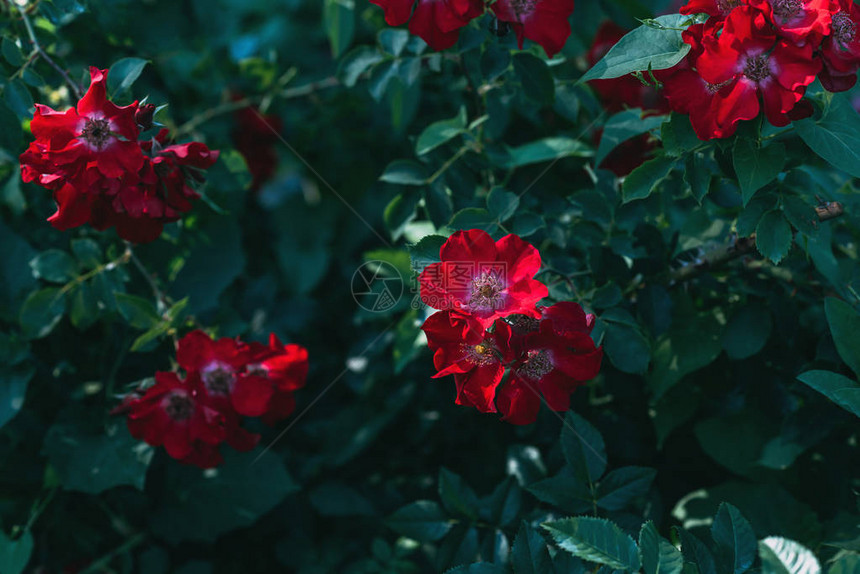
0,0 -> 859,573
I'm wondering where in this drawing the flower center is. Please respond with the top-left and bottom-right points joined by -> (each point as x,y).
164,392 -> 194,421
716,0 -> 743,14
743,54 -> 770,82
771,0 -> 802,18
463,340 -> 497,366
508,0 -> 537,20
80,117 -> 112,149
201,362 -> 235,395
506,314 -> 540,335
832,12 -> 857,45
469,271 -> 505,311
517,349 -> 553,381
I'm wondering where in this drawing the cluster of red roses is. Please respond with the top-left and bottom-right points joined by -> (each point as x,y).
369,0 -> 575,57
417,229 -> 603,425
115,330 -> 309,468
20,67 -> 219,243
659,0 -> 860,139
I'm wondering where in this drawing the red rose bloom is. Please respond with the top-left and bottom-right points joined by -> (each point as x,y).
176,330 -> 309,422
749,0 -> 835,44
120,371 -> 228,467
418,229 -> 548,327
369,0 -> 484,50
490,0 -> 575,58
496,303 -> 602,425
819,0 -> 860,91
667,5 -> 820,138
20,67 -> 220,243
680,0 -> 749,17
422,310 -> 515,412
25,67 -> 143,181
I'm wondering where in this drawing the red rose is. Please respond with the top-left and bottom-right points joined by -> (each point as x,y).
748,0 -> 836,44
422,310 -> 515,412
490,0 -> 575,58
418,229 -> 548,327
497,303 -> 602,425
120,371 -> 228,468
369,0 -> 484,50
819,0 -> 860,91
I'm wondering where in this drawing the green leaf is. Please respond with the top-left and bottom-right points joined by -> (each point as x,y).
445,564 -> 506,574
504,137 -> 592,169
380,159 -> 428,185
149,449 -> 298,542
107,57 -> 149,96
3,78 -> 33,118
480,43 -> 511,82
795,94 -> 860,178
439,467 -> 480,520
796,370 -> 860,418
542,517 -> 641,571
639,522 -> 684,574
732,139 -> 785,205
721,305 -> 773,360
69,281 -> 99,330
487,187 -> 520,222
1,37 -> 24,67
695,412 -> 772,476
581,14 -> 692,81
425,180 -> 454,228
561,411 -> 607,484
828,554 -> 860,574
512,212 -> 545,237
483,477 -> 522,528
596,109 -> 665,168
115,293 -> 161,330
70,238 -> 103,270
512,522 -> 553,574
649,311 -> 723,400
781,196 -> 818,236
712,503 -> 758,574
448,207 -> 498,234
416,107 -> 467,156
527,467 -> 594,514
603,318 -> 651,374
378,28 -> 410,56
29,249 -> 77,283
596,466 -> 656,511
755,210 -> 792,265
0,530 -> 33,574
0,363 -> 34,431
758,537 -> 820,574
42,420 -> 152,494
19,288 -> 66,339
408,234 -> 446,271
824,297 -> 860,379
685,153 -> 711,203
0,100 -> 23,153
170,218 -> 245,314
622,156 -> 676,203
513,53 -> 555,105
674,527 -> 717,574
324,0 -> 355,58
384,191 -> 420,240
337,45 -> 384,87
387,500 -> 452,542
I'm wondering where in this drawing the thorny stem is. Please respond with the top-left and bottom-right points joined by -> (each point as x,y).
667,200 -> 845,284
17,5 -> 83,99
58,246 -> 132,297
174,76 -> 341,137
427,145 -> 472,184
125,241 -> 170,313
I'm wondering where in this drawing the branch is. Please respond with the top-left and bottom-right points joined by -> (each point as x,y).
668,200 -> 844,284
17,6 -> 83,99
